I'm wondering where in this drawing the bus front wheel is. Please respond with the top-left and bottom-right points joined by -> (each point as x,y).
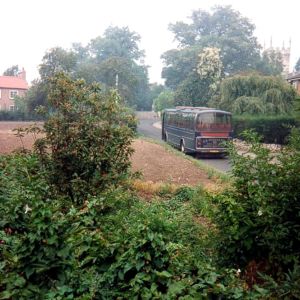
180,140 -> 185,153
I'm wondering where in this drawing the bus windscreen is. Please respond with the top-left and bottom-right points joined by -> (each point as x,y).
196,112 -> 231,131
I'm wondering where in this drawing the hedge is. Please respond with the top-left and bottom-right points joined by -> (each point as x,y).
0,111 -> 41,121
232,115 -> 299,144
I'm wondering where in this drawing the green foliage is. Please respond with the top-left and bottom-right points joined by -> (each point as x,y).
89,26 -> 145,62
0,154 -> 73,299
35,26 -> 151,111
258,50 -> 283,76
153,90 -> 174,113
33,73 -> 136,203
294,95 -> 300,122
214,130 -> 300,275
148,83 -> 165,111
3,65 -> 19,76
232,114 -> 298,144
23,79 -> 49,114
4,71 -> 300,297
161,47 -> 201,90
173,73 -> 212,107
220,73 -> 296,114
39,47 -> 78,82
0,152 -> 252,298
294,57 -> 300,72
167,6 -> 261,75
0,110 -> 40,121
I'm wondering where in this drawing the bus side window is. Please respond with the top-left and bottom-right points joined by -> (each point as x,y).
197,116 -> 202,130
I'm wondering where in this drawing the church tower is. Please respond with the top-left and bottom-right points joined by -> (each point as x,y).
281,39 -> 291,76
263,38 -> 291,77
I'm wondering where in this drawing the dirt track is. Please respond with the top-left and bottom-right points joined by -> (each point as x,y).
0,122 -> 216,188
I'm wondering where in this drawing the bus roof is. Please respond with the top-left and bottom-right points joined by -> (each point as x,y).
163,107 -> 232,115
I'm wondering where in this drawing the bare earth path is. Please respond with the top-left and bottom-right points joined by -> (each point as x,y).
0,122 -> 217,188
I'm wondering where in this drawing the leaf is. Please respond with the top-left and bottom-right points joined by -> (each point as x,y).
155,270 -> 172,278
168,281 -> 186,295
14,275 -> 26,287
0,290 -> 13,299
135,260 -> 145,271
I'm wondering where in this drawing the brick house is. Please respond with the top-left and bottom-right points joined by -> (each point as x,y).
287,72 -> 300,94
0,69 -> 28,111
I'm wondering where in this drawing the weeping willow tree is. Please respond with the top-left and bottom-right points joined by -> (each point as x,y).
219,74 -> 296,114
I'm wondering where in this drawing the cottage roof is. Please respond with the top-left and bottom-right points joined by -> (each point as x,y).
0,76 -> 28,90
287,72 -> 300,81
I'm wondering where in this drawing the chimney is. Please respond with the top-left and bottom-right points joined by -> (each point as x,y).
18,68 -> 26,81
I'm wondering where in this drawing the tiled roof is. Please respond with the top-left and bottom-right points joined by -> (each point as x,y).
287,72 -> 300,81
0,76 -> 28,89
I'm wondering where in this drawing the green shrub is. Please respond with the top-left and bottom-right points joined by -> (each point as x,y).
0,110 -> 41,121
0,154 -> 74,299
214,130 -> 300,275
232,114 -> 298,144
33,73 -> 136,203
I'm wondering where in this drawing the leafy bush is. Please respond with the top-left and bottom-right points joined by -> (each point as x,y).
232,114 -> 298,144
0,153 -> 252,299
214,130 -> 300,278
33,73 -> 136,203
0,154 -> 74,299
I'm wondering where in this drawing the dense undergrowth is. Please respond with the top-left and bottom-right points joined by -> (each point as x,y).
0,154 -> 260,299
1,74 -> 300,299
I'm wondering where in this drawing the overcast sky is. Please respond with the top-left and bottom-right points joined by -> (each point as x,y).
1,0 -> 299,84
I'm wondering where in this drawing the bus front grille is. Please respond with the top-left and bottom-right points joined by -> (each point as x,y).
197,138 -> 227,148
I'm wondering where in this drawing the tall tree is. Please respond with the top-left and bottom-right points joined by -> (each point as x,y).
28,27 -> 151,112
89,26 -> 145,62
3,65 -> 19,76
39,47 -> 77,81
161,47 -> 200,89
163,5 -> 261,83
87,26 -> 150,110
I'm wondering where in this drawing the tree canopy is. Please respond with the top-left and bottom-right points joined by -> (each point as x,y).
219,74 -> 296,114
161,6 -> 284,109
153,90 -> 174,113
3,65 -> 19,76
26,26 -> 152,112
89,26 -> 145,62
164,5 -> 261,80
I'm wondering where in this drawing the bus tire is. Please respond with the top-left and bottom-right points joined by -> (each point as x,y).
180,140 -> 185,153
165,132 -> 169,143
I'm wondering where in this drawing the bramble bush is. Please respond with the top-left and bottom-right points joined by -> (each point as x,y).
214,129 -> 300,292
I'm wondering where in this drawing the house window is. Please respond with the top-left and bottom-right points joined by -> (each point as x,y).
9,105 -> 15,111
9,90 -> 18,99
